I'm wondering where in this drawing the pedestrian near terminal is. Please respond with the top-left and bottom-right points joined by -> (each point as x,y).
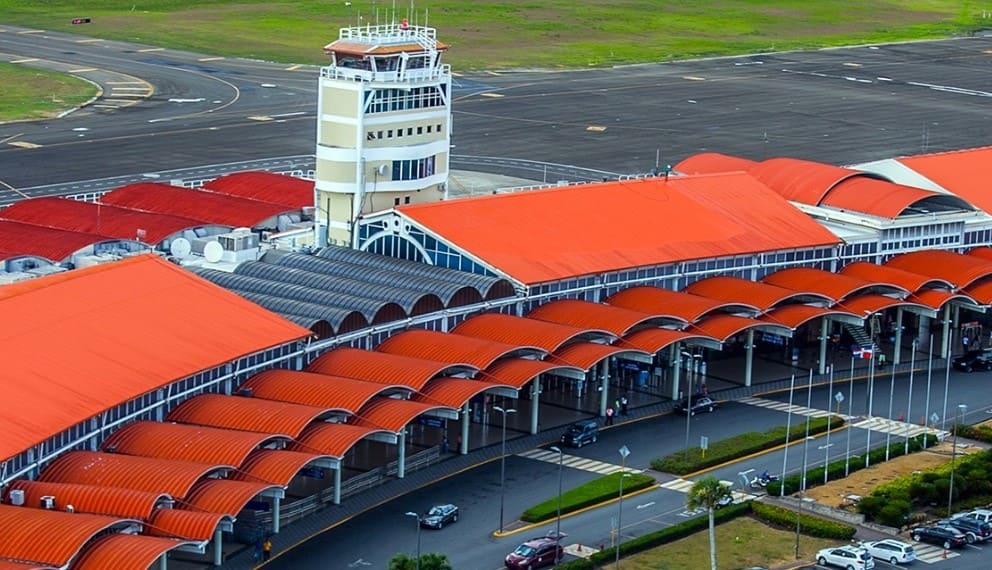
620,395 -> 629,416
963,334 -> 970,351
441,436 -> 449,454
262,537 -> 273,561
253,538 -> 263,562
877,352 -> 886,368
605,406 -> 615,425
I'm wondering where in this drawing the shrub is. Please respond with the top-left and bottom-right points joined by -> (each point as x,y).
876,499 -> 912,528
521,472 -> 654,523
751,501 -> 856,539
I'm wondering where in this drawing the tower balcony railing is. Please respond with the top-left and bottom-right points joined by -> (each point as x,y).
321,64 -> 450,84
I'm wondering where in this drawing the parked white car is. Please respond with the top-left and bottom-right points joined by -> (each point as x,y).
861,539 -> 916,565
816,545 -> 875,570
958,508 -> 992,524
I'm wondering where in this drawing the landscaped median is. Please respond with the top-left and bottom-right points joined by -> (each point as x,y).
520,471 -> 656,523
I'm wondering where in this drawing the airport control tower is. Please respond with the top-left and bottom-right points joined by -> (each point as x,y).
315,19 -> 452,247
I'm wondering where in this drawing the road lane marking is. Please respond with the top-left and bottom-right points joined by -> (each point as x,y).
8,141 -> 42,149
69,68 -> 97,73
10,58 -> 39,64
138,47 -> 164,53
198,56 -> 224,62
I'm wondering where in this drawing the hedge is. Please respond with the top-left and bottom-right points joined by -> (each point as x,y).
652,415 -> 845,475
521,472 -> 655,523
957,423 -> 992,443
751,501 -> 856,539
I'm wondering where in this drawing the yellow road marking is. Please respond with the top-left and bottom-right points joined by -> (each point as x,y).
286,64 -> 301,71
9,141 -> 42,149
138,47 -> 164,53
586,125 -> 608,132
198,56 -> 224,62
10,58 -> 39,64
69,68 -> 97,73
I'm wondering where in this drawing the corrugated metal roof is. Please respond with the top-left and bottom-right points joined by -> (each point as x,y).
763,267 -> 901,302
748,157 -> 872,205
477,358 -> 581,389
835,293 -> 935,317
6,480 -> 166,519
377,329 -> 543,369
0,219 -> 113,262
0,561 -> 52,570
102,421 -> 277,466
235,449 -> 329,487
908,289 -> 977,310
242,369 -> 394,413
621,328 -> 716,353
147,508 -> 229,541
71,534 -> 196,570
886,249 -> 992,289
606,286 -> 748,322
419,377 -> 515,408
760,305 -> 861,329
840,261 -> 951,292
355,397 -> 456,432
39,451 -> 224,499
0,255 -> 308,464
238,291 -> 369,334
100,182 -> 291,228
397,173 -> 839,285
307,347 -> 476,390
690,314 -> 792,342
452,312 -> 599,352
674,152 -> 758,174
0,505 -> 130,568
293,422 -> 393,457
965,272 -> 992,304
822,177 -> 970,218
0,197 -> 208,244
184,479 -> 281,517
203,171 -> 314,209
527,299 -> 679,336
167,393 -> 332,438
898,146 -> 992,215
551,342 -> 645,370
685,276 -> 830,312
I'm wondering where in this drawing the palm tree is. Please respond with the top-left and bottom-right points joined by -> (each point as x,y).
687,476 -> 733,570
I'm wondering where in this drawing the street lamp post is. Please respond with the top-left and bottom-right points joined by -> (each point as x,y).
864,350 -> 876,468
904,340 -> 917,455
549,446 -> 564,568
616,445 -> 630,570
404,511 -> 422,570
681,352 -> 699,462
923,334 -> 934,449
948,404 -> 968,517
819,443 -> 834,485
494,405 -> 516,534
886,363 -> 896,461
780,373 -> 797,497
845,356 -> 855,476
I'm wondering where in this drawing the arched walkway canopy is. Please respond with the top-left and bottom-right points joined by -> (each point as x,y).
607,286 -> 753,321
763,267 -> 906,302
620,328 -> 721,353
148,508 -> 233,542
551,342 -> 650,370
293,422 -> 399,456
686,276 -> 830,312
908,289 -> 979,311
452,312 -> 607,352
527,298 -> 682,335
419,377 -> 518,408
822,177 -> 972,218
964,279 -> 992,305
748,157 -> 882,205
102,421 -> 280,466
479,358 -> 587,386
760,304 -> 865,329
887,250 -> 992,290
840,261 -> 953,292
307,347 -> 477,390
836,294 -> 937,319
167,394 -> 334,438
71,534 -> 200,570
243,369 -> 398,413
184,478 -> 283,517
0,505 -> 139,569
691,314 -> 793,342
6,480 -> 168,520
376,329 -> 544,369
234,449 -> 334,487
354,398 -> 458,432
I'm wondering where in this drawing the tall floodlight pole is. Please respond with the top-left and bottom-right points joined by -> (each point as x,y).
404,512 -> 422,570
886,362 -> 896,461
948,404 -> 967,517
923,334 -> 934,449
550,446 -> 564,568
845,355 -> 855,476
796,376 -> 813,561
494,405 -> 516,534
780,374 -> 797,497
905,339 -> 917,455
941,348 -> 952,430
824,364 -> 835,483
864,350 -> 876,467
615,445 -> 630,570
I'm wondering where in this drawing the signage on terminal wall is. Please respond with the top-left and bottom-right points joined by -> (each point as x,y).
300,467 -> 325,479
418,417 -> 446,429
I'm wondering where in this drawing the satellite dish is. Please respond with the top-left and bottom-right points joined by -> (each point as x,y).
377,164 -> 388,176
204,241 -> 224,263
169,238 -> 192,259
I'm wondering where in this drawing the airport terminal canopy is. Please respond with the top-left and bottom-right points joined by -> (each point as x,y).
100,182 -> 295,228
897,146 -> 992,214
0,254 -> 309,464
203,171 -> 315,209
0,219 -> 122,263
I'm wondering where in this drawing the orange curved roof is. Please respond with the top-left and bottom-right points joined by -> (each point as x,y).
551,342 -> 648,370
102,421 -> 276,466
821,177 -> 954,218
899,146 -> 992,214
167,393 -> 331,438
690,314 -> 792,341
419,377 -> 515,408
674,152 -> 758,174
763,267 -> 903,301
685,276 -> 829,312
307,347 -> 477,390
354,397 -> 455,432
147,508 -> 230,541
968,246 -> 992,262
606,286 -> 749,321
452,312 -> 597,352
71,534 -> 197,570
203,171 -> 314,210
243,369 -> 394,413
183,479 -> 281,517
835,293 -> 935,317
0,254 -> 308,465
908,289 -> 977,310
0,219 -> 116,262
376,329 -> 541,369
293,422 -> 394,457
39,451 -> 222,499
0,561 -> 51,570
748,157 -> 873,205
620,328 -> 717,353
840,261 -> 950,292
0,504 -> 130,568
100,182 -> 292,228
965,279 -> 992,304
6,480 -> 166,520
234,449 -> 329,486
477,358 -> 583,389
527,298 -> 681,335
886,250 -> 992,289
760,304 -> 862,329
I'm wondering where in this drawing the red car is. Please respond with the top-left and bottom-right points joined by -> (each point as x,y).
505,532 -> 566,569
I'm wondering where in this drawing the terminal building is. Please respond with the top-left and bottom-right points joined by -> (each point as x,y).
5,21 -> 992,569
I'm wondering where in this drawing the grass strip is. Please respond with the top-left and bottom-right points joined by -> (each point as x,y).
520,471 -> 655,523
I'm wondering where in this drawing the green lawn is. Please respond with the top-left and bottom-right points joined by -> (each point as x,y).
0,62 -> 98,121
619,516 -> 838,570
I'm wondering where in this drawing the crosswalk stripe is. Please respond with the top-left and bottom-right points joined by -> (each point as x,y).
911,542 -> 960,563
517,448 -> 643,475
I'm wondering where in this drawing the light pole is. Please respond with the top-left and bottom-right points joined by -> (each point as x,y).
845,355 -> 854,476
948,404 -> 967,517
885,362 -> 896,461
864,350 -> 876,468
941,345 -> 952,430
404,511 -> 422,570
682,351 -> 699,462
923,334 -> 934,449
905,339 -> 917,455
549,446 -> 564,568
780,374 -> 797,497
616,445 -> 630,570
824,364 -> 835,483
494,405 -> 516,534
819,443 -> 834,485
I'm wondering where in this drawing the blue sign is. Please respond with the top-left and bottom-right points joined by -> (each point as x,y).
300,467 -> 325,479
418,417 -> 446,429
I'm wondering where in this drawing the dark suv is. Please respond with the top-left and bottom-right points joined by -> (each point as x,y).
952,350 -> 992,372
944,515 -> 992,543
559,419 -> 599,448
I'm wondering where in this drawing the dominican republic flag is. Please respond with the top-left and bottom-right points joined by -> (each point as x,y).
855,345 -> 874,359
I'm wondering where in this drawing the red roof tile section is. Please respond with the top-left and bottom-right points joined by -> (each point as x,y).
147,508 -> 229,541
552,342 -> 647,370
243,369 -> 393,413
527,299 -> 681,336
100,182 -> 292,228
0,505 -> 131,568
835,294 -> 934,317
690,314 -> 791,341
674,152 -> 758,174
452,312 -> 597,352
899,146 -> 992,213
102,421 -> 277,466
0,219 -> 113,262
6,480 -> 166,519
763,267 -> 902,301
234,449 -> 328,486
840,261 -> 951,292
355,397 -> 456,432
968,246 -> 992,262
203,171 -> 315,209
0,561 -> 51,570
686,276 -> 829,312
183,479 -> 280,516
748,157 -> 872,205
397,173 -> 839,284
886,250 -> 992,289
0,197 -> 207,244
307,347 -> 477,390
71,534 -> 196,570
820,177 -> 951,218
167,393 -> 332,437
377,329 -> 540,369
478,358 -> 582,389
293,422 -> 394,457
606,286 -> 749,322
761,305 -> 862,329
908,289 -> 976,310
39,451 -> 223,499
621,328 -> 716,353
0,255 -> 308,464
419,377 -> 515,408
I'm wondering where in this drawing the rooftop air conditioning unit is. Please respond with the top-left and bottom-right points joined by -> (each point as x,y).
8,489 -> 24,506
40,495 -> 55,510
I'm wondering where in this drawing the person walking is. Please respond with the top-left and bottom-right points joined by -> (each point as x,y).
605,406 -> 615,425
620,395 -> 629,416
262,537 -> 273,561
253,538 -> 263,562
